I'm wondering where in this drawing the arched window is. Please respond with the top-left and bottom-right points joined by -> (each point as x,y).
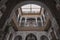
21,17 -> 25,27
37,17 -> 41,21
37,17 -> 42,26
26,33 -> 37,40
14,35 -> 22,40
21,4 -> 41,13
22,17 -> 25,21
40,35 -> 49,40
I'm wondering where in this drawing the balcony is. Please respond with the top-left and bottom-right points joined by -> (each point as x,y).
18,18 -> 50,31
20,21 -> 42,27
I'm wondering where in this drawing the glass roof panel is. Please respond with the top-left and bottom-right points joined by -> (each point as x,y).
31,4 -> 41,8
22,9 -> 30,13
32,9 -> 40,13
21,4 -> 30,8
21,4 -> 41,13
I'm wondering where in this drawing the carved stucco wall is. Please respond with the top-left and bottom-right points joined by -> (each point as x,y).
0,0 -> 60,40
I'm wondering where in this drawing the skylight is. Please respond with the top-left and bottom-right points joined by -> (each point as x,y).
21,4 -> 41,13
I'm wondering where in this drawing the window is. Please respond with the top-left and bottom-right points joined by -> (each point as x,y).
26,18 -> 36,27
26,33 -> 37,40
27,18 -> 35,21
22,17 -> 25,21
37,17 -> 42,27
21,17 -> 25,27
37,17 -> 41,21
21,4 -> 41,13
14,36 -> 22,40
40,35 -> 49,40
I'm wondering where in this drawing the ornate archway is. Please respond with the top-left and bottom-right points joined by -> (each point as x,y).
40,35 -> 49,40
14,35 -> 22,40
25,33 -> 37,40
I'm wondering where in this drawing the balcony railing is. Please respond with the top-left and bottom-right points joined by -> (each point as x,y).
12,13 -> 51,31
20,21 -> 42,27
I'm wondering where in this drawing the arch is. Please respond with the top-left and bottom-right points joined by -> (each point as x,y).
10,1 -> 54,26
10,1 -> 53,27
11,1 -> 52,17
25,33 -> 37,40
3,0 -> 59,34
14,35 -> 22,40
1,1 -> 59,40
40,35 -> 49,40
3,1 -> 52,29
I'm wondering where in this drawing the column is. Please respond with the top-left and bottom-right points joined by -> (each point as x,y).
40,16 -> 43,26
35,18 -> 37,27
19,17 -> 22,26
36,18 -> 37,23
41,8 -> 46,22
17,14 -> 19,22
43,13 -> 46,22
17,8 -> 21,24
18,8 -> 21,15
25,17 -> 27,26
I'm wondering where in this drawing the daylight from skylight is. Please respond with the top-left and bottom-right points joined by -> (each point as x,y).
21,4 -> 41,13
